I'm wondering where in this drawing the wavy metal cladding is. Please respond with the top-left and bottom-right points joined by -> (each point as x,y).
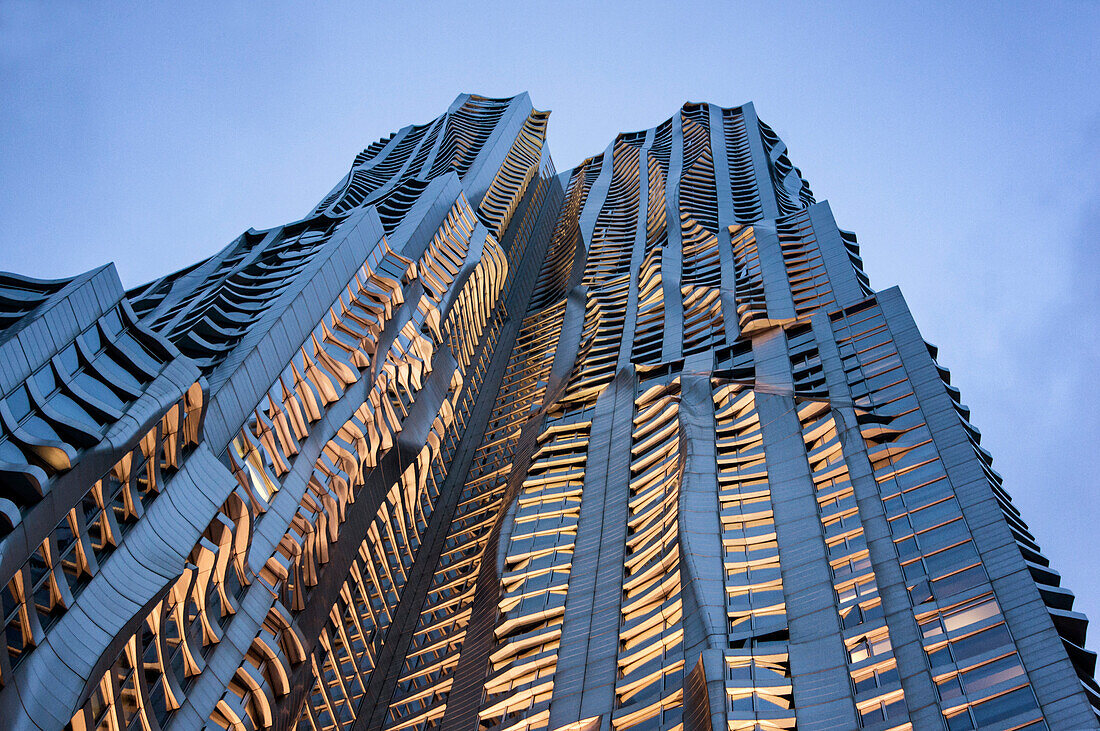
0,94 -> 1094,731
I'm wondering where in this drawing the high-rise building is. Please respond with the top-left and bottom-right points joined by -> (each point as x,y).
0,93 -> 1094,731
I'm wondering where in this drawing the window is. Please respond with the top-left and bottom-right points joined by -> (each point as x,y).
853,662 -> 900,694
847,632 -> 892,664
857,691 -> 907,727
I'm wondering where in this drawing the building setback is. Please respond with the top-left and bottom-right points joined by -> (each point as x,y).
0,93 -> 1095,731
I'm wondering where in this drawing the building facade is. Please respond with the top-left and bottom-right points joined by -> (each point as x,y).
0,93 -> 1095,731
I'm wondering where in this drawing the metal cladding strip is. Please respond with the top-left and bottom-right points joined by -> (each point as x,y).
575,143 -> 614,266
749,332 -> 860,729
547,368 -> 635,729
757,392 -> 858,731
812,308 -> 947,728
705,103 -> 743,345
677,366 -> 726,658
875,287 -> 1099,727
660,113 -> 684,363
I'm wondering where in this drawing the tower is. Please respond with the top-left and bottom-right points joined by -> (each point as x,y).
0,93 -> 1094,731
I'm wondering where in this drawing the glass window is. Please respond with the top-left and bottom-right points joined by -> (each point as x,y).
925,542 -> 980,579
937,673 -> 964,703
112,331 -> 162,375
48,392 -> 101,432
961,655 -> 1025,697
92,352 -> 143,393
908,498 -> 961,533
6,386 -> 33,421
932,565 -> 986,602
943,597 -> 999,635
56,345 -> 80,377
952,624 -> 1013,665
32,367 -> 58,397
970,686 -> 1039,727
72,371 -> 127,411
916,518 -> 969,554
100,309 -> 124,337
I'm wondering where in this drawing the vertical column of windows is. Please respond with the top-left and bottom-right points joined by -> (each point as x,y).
477,110 -> 549,239
478,414 -> 591,731
831,302 -> 1046,731
564,141 -> 639,403
383,300 -> 566,730
677,108 -> 724,357
380,166 -> 578,727
611,381 -> 685,731
720,108 -> 764,224
711,384 -> 795,730
728,225 -> 768,335
293,212 -> 514,728
678,217 -> 724,357
630,156 -> 669,366
678,108 -> 718,235
298,461 -> 446,731
777,211 -> 835,318
796,400 -> 910,729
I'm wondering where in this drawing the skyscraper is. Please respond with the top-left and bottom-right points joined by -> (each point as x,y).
0,92 -> 1094,731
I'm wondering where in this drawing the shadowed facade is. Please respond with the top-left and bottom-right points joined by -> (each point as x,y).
0,93 -> 1095,731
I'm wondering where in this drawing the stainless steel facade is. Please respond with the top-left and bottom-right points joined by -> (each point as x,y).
0,94 -> 1094,731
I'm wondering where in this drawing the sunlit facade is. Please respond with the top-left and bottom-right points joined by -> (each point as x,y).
0,93 -> 1095,730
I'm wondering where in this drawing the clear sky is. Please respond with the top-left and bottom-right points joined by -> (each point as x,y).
2,1 -> 1098,649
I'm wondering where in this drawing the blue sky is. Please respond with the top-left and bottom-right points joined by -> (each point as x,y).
2,2 -> 1099,647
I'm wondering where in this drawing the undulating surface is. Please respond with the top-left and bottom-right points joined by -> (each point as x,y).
0,93 -> 1096,731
